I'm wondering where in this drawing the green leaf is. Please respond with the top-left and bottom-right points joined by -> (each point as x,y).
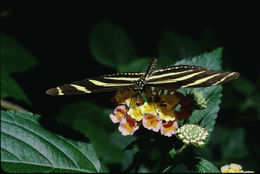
174,47 -> 222,70
1,33 -> 38,104
1,33 -> 38,73
1,70 -> 30,104
1,110 -> 101,173
187,86 -> 222,132
174,48 -> 223,132
89,21 -> 137,69
195,157 -> 220,173
55,101 -> 128,166
165,164 -> 190,173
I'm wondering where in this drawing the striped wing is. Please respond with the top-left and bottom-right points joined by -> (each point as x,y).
46,72 -> 144,95
46,63 -> 240,96
146,65 -> 240,88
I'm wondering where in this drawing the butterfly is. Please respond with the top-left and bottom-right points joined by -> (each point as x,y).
45,58 -> 239,96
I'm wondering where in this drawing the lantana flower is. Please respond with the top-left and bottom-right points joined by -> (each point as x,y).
109,87 -> 195,136
142,113 -> 162,132
161,120 -> 179,137
220,163 -> 254,173
176,124 -> 208,146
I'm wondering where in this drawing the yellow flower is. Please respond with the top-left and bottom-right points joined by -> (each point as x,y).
125,98 -> 144,121
157,105 -> 176,121
221,163 -> 254,173
128,105 -> 143,121
139,102 -> 157,115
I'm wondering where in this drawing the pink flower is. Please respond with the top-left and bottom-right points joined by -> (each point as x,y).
160,120 -> 179,137
110,105 -> 128,123
118,115 -> 139,136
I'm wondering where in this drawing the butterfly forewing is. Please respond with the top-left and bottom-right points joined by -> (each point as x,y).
146,65 -> 239,88
46,72 -> 144,95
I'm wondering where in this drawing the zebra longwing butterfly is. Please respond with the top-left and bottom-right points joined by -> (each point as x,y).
45,58 -> 240,96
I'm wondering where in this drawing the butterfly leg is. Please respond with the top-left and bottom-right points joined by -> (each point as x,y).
128,96 -> 133,108
136,95 -> 140,106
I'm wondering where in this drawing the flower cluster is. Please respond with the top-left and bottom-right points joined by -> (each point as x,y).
109,87 -> 195,136
176,124 -> 208,146
221,163 -> 254,173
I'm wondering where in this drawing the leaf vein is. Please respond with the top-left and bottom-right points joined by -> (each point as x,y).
2,119 -> 80,168
0,147 -> 22,161
1,131 -> 53,165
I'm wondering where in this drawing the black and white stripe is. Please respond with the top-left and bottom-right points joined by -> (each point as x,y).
46,58 -> 239,95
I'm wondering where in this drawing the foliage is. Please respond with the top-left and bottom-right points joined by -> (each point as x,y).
55,101 -> 136,170
1,33 -> 38,104
194,157 -> 220,173
174,48 -> 223,132
1,110 -> 101,173
89,21 -> 137,71
1,21 -> 259,173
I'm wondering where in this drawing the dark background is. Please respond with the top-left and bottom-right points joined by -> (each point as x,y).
2,1 -> 259,114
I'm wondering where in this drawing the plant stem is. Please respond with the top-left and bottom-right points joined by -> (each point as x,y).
1,99 -> 28,113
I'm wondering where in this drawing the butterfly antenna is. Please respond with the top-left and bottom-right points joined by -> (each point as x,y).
144,58 -> 157,80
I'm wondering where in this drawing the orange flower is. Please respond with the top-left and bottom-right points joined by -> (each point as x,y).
111,88 -> 136,104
